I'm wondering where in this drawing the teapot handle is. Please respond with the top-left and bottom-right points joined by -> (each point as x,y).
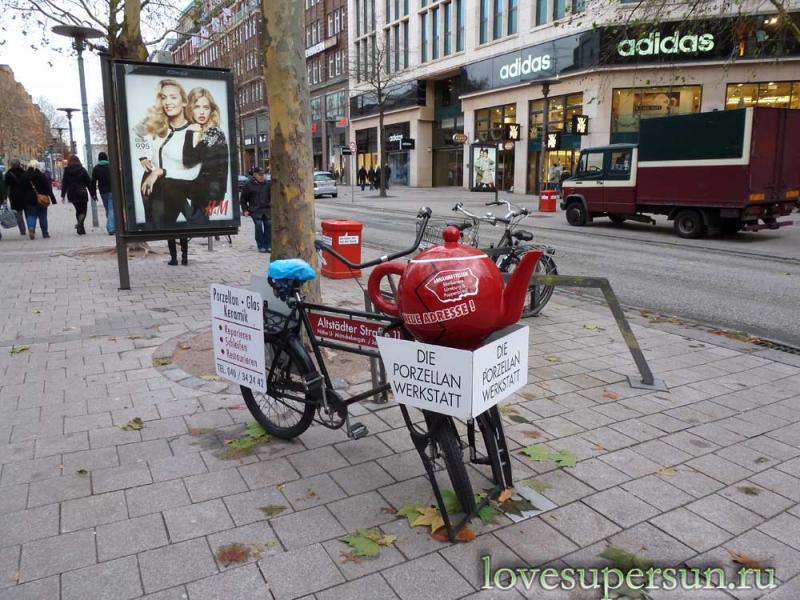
367,261 -> 406,317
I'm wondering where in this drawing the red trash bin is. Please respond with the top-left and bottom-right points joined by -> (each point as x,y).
539,190 -> 558,212
320,219 -> 363,279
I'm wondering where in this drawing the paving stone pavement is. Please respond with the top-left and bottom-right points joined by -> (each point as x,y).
1,205 -> 799,599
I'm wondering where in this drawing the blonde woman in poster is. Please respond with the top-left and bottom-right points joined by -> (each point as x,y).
182,87 -> 229,225
135,79 -> 200,228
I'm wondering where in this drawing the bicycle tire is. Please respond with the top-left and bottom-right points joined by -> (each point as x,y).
523,253 -> 557,317
477,407 -> 513,489
241,336 -> 317,439
428,413 -> 477,515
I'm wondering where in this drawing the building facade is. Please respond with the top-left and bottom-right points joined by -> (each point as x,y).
170,0 -> 268,173
305,0 -> 352,179
347,1 -> 800,192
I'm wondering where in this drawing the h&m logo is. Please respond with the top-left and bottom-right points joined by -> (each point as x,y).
617,31 -> 715,57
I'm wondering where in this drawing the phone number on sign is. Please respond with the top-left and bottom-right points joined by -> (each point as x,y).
217,363 -> 265,389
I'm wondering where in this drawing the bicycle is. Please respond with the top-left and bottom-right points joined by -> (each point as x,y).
240,207 -> 514,538
448,200 -> 558,317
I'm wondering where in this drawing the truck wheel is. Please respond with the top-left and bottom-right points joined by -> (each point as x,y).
566,202 -> 587,226
609,216 -> 626,226
673,209 -> 706,239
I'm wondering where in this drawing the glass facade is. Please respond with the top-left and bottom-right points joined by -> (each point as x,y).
725,81 -> 800,109
611,86 -> 702,135
475,103 -> 517,142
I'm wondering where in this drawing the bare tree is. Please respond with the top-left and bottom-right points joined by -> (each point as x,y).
36,96 -> 67,130
90,97 -> 107,144
262,0 -> 320,300
350,35 -> 408,198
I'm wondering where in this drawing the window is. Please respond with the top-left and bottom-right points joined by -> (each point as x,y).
328,14 -> 334,37
431,7 -> 439,59
725,81 -> 800,109
329,53 -> 335,78
508,0 -> 517,34
571,0 -> 585,12
336,49 -> 343,75
608,150 -> 632,178
356,0 -> 361,35
421,14 -> 428,62
334,8 -> 341,33
443,2 -> 451,56
326,91 -> 345,117
385,29 -> 391,73
475,103 -> 517,142
479,0 -> 488,44
403,21 -> 409,67
577,152 -> 603,177
493,0 -> 502,40
528,93 -> 583,138
404,0 -> 409,15
310,97 -> 321,121
306,26 -> 312,47
611,86 -> 702,133
394,25 -> 400,71
553,0 -> 565,20
456,0 -> 464,51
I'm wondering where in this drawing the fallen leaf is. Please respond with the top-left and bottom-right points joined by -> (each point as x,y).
339,551 -> 362,564
499,497 -> 535,517
277,484 -> 285,491
602,390 -> 622,401
520,444 -> 550,462
656,467 -> 677,477
411,506 -> 445,533
519,392 -> 539,400
592,443 -> 607,453
119,417 -> 144,431
499,405 -> 519,415
380,506 -> 397,515
189,428 -> 212,436
754,457 -> 770,465
507,414 -> 531,425
551,450 -> 577,468
522,479 -> 551,494
738,486 -> 761,496
728,550 -> 766,570
583,324 -> 605,332
440,489 -> 462,515
215,543 -> 253,566
218,422 -> 270,458
358,528 -> 397,546
432,525 -> 476,543
32,309 -> 42,315
545,356 -> 562,364
9,345 -> 30,355
497,488 -> 514,503
599,545 -> 653,572
152,357 -> 172,367
522,430 -> 543,439
339,528 -> 397,558
225,404 -> 247,410
178,342 -> 192,350
305,489 -> 318,499
258,505 -> 287,518
76,468 -> 88,475
201,375 -> 221,381
476,501 -> 502,524
396,504 -> 423,526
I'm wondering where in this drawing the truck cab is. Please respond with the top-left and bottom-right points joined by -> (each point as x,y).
560,144 -> 638,226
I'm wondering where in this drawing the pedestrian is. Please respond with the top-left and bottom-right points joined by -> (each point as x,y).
334,168 -> 340,182
4,159 -> 32,236
61,155 -> 92,235
91,152 -> 115,235
383,164 -> 391,190
367,166 -> 375,190
0,165 -> 6,241
240,167 -> 271,253
26,160 -> 55,239
357,165 -> 366,191
167,238 -> 189,266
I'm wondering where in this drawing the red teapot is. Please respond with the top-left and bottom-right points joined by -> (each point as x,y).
368,226 -> 543,349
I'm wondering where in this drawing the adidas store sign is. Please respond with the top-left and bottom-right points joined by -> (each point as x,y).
617,31 -> 715,57
499,53 -> 552,80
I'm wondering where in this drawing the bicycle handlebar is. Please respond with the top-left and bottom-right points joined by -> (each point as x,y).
314,207 -> 433,269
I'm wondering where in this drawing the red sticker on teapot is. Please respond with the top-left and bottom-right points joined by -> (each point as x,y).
424,268 -> 479,304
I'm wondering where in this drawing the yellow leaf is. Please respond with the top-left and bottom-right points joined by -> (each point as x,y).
411,506 -> 445,533
498,488 -> 514,503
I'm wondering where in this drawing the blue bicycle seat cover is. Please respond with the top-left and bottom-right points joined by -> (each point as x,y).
268,259 -> 317,281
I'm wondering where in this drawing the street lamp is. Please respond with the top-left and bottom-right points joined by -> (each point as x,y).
53,24 -> 104,228
56,108 -> 80,157
538,79 -> 555,196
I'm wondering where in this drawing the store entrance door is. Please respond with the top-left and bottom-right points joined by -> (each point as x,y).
388,152 -> 409,186
433,148 -> 463,186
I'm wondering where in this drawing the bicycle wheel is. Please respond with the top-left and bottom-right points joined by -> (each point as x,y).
477,407 -> 513,489
427,413 -> 477,515
241,336 -> 317,439
504,250 -> 556,318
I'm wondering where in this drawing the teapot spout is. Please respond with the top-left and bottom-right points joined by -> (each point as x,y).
498,249 -> 544,329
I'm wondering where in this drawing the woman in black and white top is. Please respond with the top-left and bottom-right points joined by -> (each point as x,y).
136,79 -> 200,228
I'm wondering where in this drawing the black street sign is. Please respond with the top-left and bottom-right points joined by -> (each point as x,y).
545,131 -> 562,150
572,114 -> 589,135
503,123 -> 522,141
341,147 -> 353,155
400,137 -> 415,150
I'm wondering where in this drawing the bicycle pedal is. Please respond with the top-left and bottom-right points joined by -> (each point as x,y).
348,422 -> 368,440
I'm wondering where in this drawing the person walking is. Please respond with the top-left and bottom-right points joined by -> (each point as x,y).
26,160 -> 55,239
61,156 -> 92,235
167,238 -> 189,266
0,165 -> 6,241
91,152 -> 115,235
383,164 -> 391,190
367,166 -> 375,191
4,159 -> 32,236
357,165 -> 367,191
240,167 -> 271,253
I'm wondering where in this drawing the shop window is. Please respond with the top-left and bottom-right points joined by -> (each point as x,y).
608,150 -> 632,179
611,86 -> 702,134
725,81 -> 800,109
475,103 -> 517,142
528,93 -> 582,138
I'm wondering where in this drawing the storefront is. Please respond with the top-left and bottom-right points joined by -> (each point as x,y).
725,80 -> 800,109
432,78 -> 465,187
526,93 -> 583,194
474,103 -> 516,191
241,113 -> 269,173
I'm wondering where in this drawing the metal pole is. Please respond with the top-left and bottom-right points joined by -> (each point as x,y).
75,39 -> 99,228
66,116 -> 76,156
540,83 -> 551,197
100,53 -> 130,290
351,152 -> 355,204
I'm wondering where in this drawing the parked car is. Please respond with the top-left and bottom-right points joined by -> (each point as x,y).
313,171 -> 337,198
560,108 -> 799,238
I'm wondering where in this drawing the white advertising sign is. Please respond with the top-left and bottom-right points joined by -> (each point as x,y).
338,234 -> 359,245
377,325 -> 529,420
210,284 -> 267,392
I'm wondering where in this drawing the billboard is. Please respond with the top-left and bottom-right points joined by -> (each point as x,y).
113,61 -> 240,235
469,144 -> 497,192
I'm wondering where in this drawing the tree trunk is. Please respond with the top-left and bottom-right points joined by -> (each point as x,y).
114,0 -> 148,61
262,0 -> 320,301
378,105 -> 387,198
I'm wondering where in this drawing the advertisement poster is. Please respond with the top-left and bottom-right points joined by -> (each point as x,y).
114,62 -> 240,234
470,144 -> 497,192
634,91 -> 680,118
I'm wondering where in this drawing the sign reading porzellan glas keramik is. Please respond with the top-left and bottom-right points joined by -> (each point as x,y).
210,284 -> 267,393
377,325 -> 529,420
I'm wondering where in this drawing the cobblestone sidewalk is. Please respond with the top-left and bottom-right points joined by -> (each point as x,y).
1,206 -> 799,599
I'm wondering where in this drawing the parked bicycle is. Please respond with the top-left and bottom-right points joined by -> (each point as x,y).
240,207 -> 514,537
442,200 -> 558,316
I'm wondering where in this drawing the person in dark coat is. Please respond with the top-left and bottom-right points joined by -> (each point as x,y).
357,166 -> 367,191
182,87 -> 229,225
367,166 -> 376,190
61,155 -> 92,235
167,238 -> 189,266
240,168 -> 271,253
4,159 -> 33,235
383,164 -> 391,190
26,160 -> 56,239
91,152 -> 114,235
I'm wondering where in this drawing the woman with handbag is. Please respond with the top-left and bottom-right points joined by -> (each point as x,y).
61,156 -> 93,235
4,159 -> 32,236
26,160 -> 56,239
